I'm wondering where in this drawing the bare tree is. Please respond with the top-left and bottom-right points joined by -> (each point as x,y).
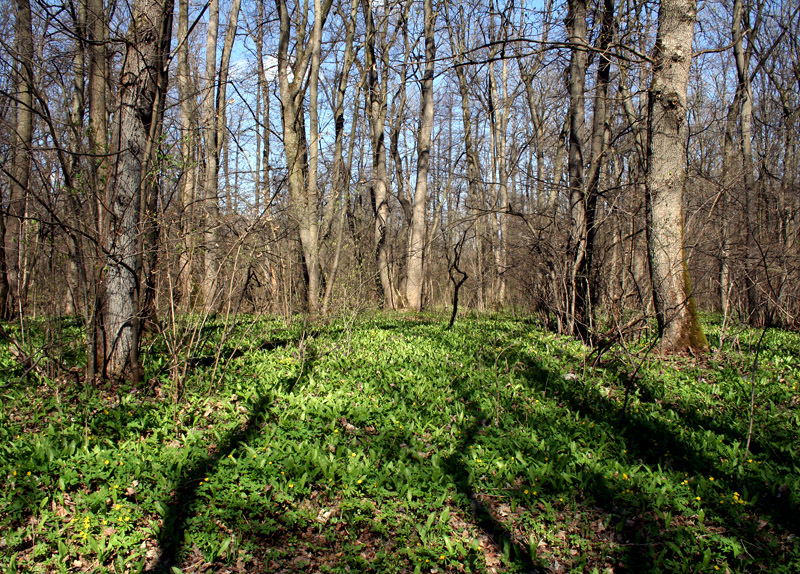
104,0 -> 173,378
201,0 -> 242,312
275,0 -> 333,314
362,0 -> 407,309
404,0 -> 435,310
645,0 -> 708,353
731,0 -> 760,325
564,0 -> 587,337
444,0 -> 485,311
5,0 -> 34,317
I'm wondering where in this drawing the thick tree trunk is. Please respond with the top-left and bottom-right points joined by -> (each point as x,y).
405,0 -> 435,311
105,0 -> 173,378
303,0 -> 324,314
645,0 -> 707,354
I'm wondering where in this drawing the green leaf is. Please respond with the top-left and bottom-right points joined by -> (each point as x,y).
218,536 -> 231,558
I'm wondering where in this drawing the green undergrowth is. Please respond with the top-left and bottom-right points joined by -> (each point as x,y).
1,313 -> 799,573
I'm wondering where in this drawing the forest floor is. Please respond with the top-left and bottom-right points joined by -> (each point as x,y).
1,312 -> 799,573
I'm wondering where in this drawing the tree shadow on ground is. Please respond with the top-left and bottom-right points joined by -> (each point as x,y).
146,335 -> 310,573
440,345 -> 662,573
441,387 -> 546,573
511,344 -> 800,532
432,327 -> 800,572
490,340 -> 800,565
143,321 -> 798,573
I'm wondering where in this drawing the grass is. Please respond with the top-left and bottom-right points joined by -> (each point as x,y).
1,312 -> 799,573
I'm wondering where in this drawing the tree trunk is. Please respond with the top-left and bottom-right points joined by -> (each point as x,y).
579,0 -> 614,336
5,0 -> 35,317
275,0 -> 332,314
177,0 -> 197,310
84,0 -> 109,380
105,0 -> 173,378
201,0 -> 220,311
362,0 -> 396,308
487,27 -> 510,309
565,0 -> 587,337
321,0 -> 359,315
200,0 -> 241,312
732,0 -> 760,325
405,0 -> 435,311
255,0 -> 271,215
721,92 -> 739,316
645,0 -> 707,354
303,0 -> 324,314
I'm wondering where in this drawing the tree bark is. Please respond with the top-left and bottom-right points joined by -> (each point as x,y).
405,0 -> 435,311
732,0 -> 760,325
565,0 -> 587,337
200,0 -> 241,312
645,0 -> 708,354
5,0 -> 35,317
201,0 -> 220,311
177,0 -> 198,310
275,0 -> 332,314
362,0 -> 396,308
105,0 -> 173,378
581,0 -> 614,336
487,22 -> 510,309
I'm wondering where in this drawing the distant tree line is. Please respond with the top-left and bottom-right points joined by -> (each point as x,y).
0,0 -> 797,379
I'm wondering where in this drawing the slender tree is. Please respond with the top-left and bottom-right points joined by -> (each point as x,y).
405,0 -> 435,310
565,0 -> 588,337
5,0 -> 34,317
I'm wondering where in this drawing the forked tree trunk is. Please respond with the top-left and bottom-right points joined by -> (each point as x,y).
275,0 -> 332,314
105,0 -> 173,378
645,0 -> 708,354
200,0 -> 241,313
362,0 -> 396,309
